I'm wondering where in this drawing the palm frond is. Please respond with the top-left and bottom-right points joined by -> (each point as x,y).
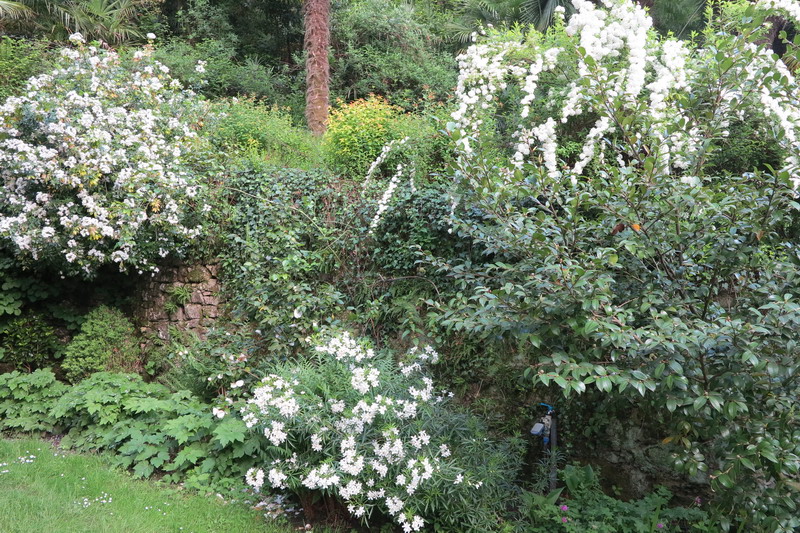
0,0 -> 34,19
63,0 -> 142,44
520,0 -> 574,31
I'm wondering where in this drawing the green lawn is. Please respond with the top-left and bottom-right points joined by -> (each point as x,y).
0,437 -> 296,533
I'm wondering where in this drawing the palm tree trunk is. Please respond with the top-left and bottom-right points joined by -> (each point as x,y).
304,0 -> 330,136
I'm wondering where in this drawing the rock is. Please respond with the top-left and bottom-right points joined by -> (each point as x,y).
184,304 -> 202,320
186,267 -> 210,283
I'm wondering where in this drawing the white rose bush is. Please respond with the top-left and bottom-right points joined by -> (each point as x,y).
237,331 -> 518,531
0,34 -> 211,277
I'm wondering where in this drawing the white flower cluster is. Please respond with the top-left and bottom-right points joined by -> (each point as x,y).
0,40 -> 210,276
362,136 -> 409,189
449,0 -> 800,189
246,375 -> 300,421
241,333 -> 466,532
757,0 -> 800,25
369,164 -> 406,231
246,467 -> 265,491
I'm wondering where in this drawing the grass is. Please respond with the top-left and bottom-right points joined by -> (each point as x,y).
0,437 -> 296,533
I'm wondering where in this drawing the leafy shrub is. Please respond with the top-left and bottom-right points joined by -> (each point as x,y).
324,96 -> 403,178
323,96 -> 444,179
62,306 -> 140,382
152,0 -> 305,115
0,36 -> 211,277
330,0 -> 456,111
157,324 -> 264,401
705,116 -> 787,175
520,465 -> 709,532
369,179 -> 457,274
220,164 -> 350,358
0,37 -> 50,102
0,367 -> 262,491
429,1 -> 800,529
209,99 -> 322,169
0,369 -> 67,433
0,312 -> 64,371
0,367 -> 262,490
238,331 -> 521,532
152,39 -> 302,106
0,253 -> 55,328
44,371 -> 262,491
172,0 -> 239,47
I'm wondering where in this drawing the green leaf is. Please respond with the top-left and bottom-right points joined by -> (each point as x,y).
692,396 -> 707,411
760,449 -> 779,463
169,443 -> 206,468
716,473 -> 733,488
212,417 -> 247,447
133,460 -> 155,478
666,398 -> 677,412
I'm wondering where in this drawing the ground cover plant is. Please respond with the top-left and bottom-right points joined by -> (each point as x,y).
0,437 -> 289,533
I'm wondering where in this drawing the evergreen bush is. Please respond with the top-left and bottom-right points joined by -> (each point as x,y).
62,306 -> 140,382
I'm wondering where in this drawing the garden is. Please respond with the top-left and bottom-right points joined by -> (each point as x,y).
0,0 -> 799,531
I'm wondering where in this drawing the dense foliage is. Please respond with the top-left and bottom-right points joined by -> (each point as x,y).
0,369 -> 263,491
433,1 -> 800,530
330,0 -> 457,110
62,305 -> 140,382
1,1 -> 799,532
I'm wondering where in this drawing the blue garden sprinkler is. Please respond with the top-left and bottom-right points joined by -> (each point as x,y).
531,402 -> 558,491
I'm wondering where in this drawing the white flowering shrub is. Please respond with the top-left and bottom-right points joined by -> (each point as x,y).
450,0 -> 800,186
238,331 -> 519,531
428,1 -> 800,530
0,34 -> 211,277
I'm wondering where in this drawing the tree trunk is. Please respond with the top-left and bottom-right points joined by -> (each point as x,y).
304,0 -> 330,136
758,15 -> 787,53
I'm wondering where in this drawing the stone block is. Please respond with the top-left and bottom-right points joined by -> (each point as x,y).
190,290 -> 205,305
184,304 -> 203,320
186,266 -> 210,283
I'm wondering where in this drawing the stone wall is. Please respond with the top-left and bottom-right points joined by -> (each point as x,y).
136,263 -> 224,341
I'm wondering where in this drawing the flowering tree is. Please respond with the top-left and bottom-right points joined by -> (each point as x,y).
0,34 -> 210,277
426,0 -> 800,530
